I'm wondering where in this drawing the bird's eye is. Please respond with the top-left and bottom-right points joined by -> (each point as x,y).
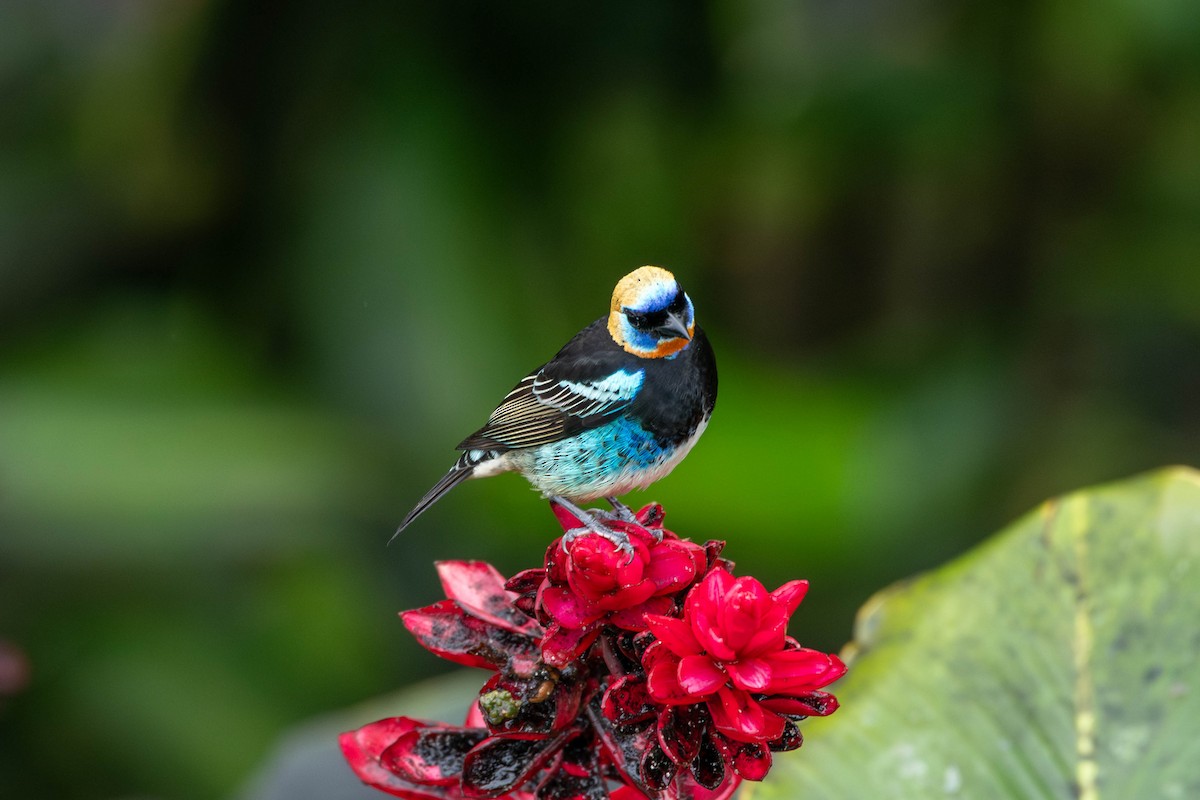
668,292 -> 686,313
626,311 -> 652,330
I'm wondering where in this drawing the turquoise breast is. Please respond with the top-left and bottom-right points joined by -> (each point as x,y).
508,416 -> 672,500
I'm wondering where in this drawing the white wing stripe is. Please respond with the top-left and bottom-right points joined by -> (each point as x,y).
534,368 -> 644,418
478,367 -> 645,446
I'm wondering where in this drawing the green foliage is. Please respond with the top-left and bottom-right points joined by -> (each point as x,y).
758,467 -> 1200,799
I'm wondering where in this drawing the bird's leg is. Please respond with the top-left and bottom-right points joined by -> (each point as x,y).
553,496 -> 633,554
606,496 -> 665,541
604,496 -> 639,523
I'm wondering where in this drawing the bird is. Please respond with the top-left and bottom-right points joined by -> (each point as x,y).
394,265 -> 717,548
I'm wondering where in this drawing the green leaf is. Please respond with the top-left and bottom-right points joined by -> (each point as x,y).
757,467 -> 1200,800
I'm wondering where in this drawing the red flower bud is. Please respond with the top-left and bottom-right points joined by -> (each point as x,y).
643,568 -> 845,744
530,504 -> 709,666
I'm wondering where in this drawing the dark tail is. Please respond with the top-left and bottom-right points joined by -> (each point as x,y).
390,455 -> 475,544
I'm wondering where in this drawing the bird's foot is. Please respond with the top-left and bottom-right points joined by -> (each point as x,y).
554,497 -> 635,556
605,496 -> 663,541
563,523 -> 634,555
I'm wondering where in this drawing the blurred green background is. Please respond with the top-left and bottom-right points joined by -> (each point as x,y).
1,1 -> 1197,798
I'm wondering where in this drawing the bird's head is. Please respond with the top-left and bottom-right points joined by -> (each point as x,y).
607,266 -> 696,358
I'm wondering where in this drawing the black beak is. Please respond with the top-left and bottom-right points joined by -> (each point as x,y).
657,311 -> 692,341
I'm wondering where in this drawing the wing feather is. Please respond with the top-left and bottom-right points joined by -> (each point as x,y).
458,365 -> 644,452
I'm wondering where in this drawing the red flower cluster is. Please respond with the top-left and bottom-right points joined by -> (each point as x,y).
523,504 -> 710,668
341,503 -> 844,800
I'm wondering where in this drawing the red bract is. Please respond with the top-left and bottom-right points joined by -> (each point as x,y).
342,503 -> 843,800
643,568 -> 845,745
509,503 -> 710,668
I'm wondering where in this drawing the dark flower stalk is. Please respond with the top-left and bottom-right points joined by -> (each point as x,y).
341,503 -> 845,800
